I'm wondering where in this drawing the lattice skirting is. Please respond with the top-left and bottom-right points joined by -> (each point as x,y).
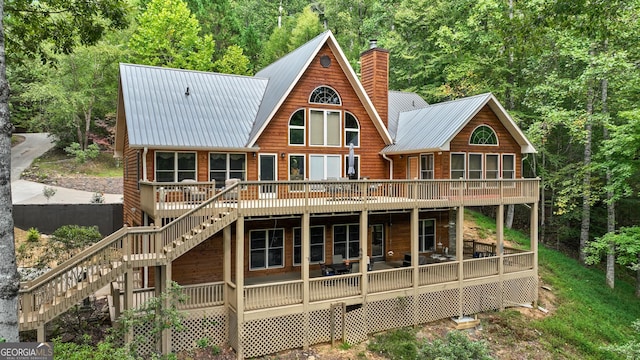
367,296 -> 415,333
416,288 -> 460,324
172,308 -> 228,353
243,313 -> 305,358
503,277 -> 537,306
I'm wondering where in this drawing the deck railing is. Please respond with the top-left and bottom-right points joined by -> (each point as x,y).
244,280 -> 303,311
181,282 -> 225,309
419,262 -> 459,285
463,257 -> 500,279
368,267 -> 413,293
140,179 -> 539,220
503,253 -> 534,273
309,273 -> 361,302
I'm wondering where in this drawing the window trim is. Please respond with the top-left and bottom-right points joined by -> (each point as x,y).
293,226 -> 326,266
450,153 -> 466,180
309,85 -> 342,105
288,109 -> 306,146
469,124 -> 499,146
309,154 -> 342,181
418,218 -> 436,252
208,152 -> 247,189
249,228 -> 285,271
154,151 -> 197,182
309,108 -> 342,147
420,153 -> 434,179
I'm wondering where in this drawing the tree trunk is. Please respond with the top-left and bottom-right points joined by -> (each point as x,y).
602,76 -> 615,289
579,58 -> 594,265
505,204 -> 514,229
0,0 -> 20,342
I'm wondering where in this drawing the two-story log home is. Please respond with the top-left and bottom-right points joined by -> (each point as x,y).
18,31 -> 539,358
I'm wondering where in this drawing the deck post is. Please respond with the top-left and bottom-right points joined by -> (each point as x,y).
123,269 -> 134,344
37,323 -> 45,342
223,226 -> 231,307
497,204 -> 505,310
235,216 -> 245,359
410,208 -> 419,326
457,206 -> 465,319
531,201 -> 539,307
155,264 -> 172,355
360,210 -> 369,297
302,212 -> 310,350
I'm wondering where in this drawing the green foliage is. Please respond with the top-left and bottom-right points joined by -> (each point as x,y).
338,341 -> 352,350
213,45 -> 252,75
128,0 -> 216,71
108,282 -> 187,359
601,320 -> 640,360
367,327 -> 419,359
26,228 -> 40,243
64,143 -> 100,164
31,225 -> 104,266
53,336 -> 131,360
419,330 -> 493,360
585,227 -> 640,271
42,186 -> 57,202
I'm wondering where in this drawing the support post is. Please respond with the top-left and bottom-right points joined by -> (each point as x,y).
410,208 -> 419,326
124,269 -> 134,344
531,202 -> 539,307
457,206 -> 465,319
497,204 -> 505,310
235,216 -> 245,359
302,212 -> 310,350
223,226 -> 231,307
360,210 -> 369,297
37,323 -> 45,342
156,264 -> 172,355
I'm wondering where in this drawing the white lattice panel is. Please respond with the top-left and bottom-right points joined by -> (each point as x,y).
417,289 -> 459,324
172,308 -> 228,352
463,283 -> 501,315
366,297 -> 415,334
228,309 -> 238,351
345,306 -> 368,345
309,309 -> 332,345
503,277 -> 536,306
243,313 -> 305,358
133,321 -> 155,356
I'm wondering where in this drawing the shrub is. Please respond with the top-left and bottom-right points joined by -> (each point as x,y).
368,327 -> 419,359
41,225 -> 103,265
601,320 -> 640,360
64,142 -> 100,164
53,335 -> 131,360
419,330 -> 493,360
90,192 -> 105,204
26,227 -> 40,243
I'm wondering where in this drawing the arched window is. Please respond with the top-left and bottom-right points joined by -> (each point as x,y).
309,86 -> 341,105
345,112 -> 360,146
470,125 -> 498,145
289,109 -> 305,145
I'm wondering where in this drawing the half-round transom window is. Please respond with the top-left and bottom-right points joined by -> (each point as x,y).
309,86 -> 341,105
470,125 -> 498,145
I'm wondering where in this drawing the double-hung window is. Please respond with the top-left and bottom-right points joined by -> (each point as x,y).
310,110 -> 341,146
502,154 -> 515,187
293,226 -> 325,265
333,224 -> 360,259
450,153 -> 466,180
250,229 -> 284,270
421,154 -> 434,179
209,153 -> 246,189
155,151 -> 196,182
418,219 -> 436,252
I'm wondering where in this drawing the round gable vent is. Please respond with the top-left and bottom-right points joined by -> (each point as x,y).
320,55 -> 331,68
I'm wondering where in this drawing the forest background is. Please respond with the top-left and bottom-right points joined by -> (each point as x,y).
6,0 -> 640,289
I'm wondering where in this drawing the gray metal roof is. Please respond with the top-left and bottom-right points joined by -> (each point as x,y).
120,64 -> 267,149
251,31 -> 331,142
388,91 -> 429,138
383,92 -> 536,154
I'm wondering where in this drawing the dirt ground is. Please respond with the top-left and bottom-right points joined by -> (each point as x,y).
15,211 -> 556,359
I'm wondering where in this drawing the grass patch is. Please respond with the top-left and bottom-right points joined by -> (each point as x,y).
25,148 -> 121,178
368,327 -> 419,359
468,209 -> 640,359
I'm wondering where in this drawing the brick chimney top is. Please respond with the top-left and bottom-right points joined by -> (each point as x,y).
360,42 -> 389,129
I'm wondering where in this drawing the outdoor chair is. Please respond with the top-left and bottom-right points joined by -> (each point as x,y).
181,179 -> 209,203
223,178 -> 240,201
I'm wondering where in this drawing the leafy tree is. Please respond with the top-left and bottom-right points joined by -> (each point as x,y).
213,45 -> 252,75
128,0 -> 215,71
0,0 -> 129,342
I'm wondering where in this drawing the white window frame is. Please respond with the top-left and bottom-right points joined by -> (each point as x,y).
155,151 -> 197,182
450,153 -> 466,180
418,218 -> 436,252
309,154 -> 341,181
344,112 -> 360,147
420,153 -> 434,179
485,153 -> 500,188
333,223 -> 360,260
309,109 -> 342,147
209,153 -> 246,189
293,226 -> 326,266
249,228 -> 285,270
288,109 -> 306,146
309,85 -> 342,105
502,153 -> 516,187
469,124 -> 499,146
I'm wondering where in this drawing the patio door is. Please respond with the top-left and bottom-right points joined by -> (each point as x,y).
259,154 -> 277,198
371,224 -> 385,261
407,156 -> 419,198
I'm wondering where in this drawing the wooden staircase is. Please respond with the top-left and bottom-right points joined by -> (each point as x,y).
18,193 -> 237,332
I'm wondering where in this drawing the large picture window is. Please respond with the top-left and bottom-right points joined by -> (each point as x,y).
209,153 -> 246,188
310,110 -> 341,146
419,219 -> 436,252
288,109 -> 305,145
420,154 -> 434,179
309,155 -> 341,180
334,224 -> 360,259
250,229 -> 284,270
293,226 -> 325,265
345,112 -> 360,146
155,151 -> 196,182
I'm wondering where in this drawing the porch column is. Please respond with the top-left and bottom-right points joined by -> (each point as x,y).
123,269 -> 134,343
360,210 -> 369,297
223,226 -> 231,307
497,204 -> 505,310
531,202 -> 539,307
410,208 -> 419,326
154,263 -> 172,355
302,212 -> 310,350
235,216 -> 245,359
457,206 -> 464,319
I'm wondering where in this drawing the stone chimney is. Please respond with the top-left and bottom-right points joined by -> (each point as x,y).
360,39 -> 389,129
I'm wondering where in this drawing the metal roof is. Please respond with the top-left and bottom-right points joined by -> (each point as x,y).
119,64 -> 267,149
388,91 -> 429,138
382,93 -> 536,154
250,31 -> 331,142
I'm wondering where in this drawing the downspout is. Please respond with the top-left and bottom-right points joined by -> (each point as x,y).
142,147 -> 148,181
382,153 -> 393,179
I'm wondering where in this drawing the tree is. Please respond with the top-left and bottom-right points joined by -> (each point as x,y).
213,45 -> 252,76
0,0 -> 129,342
128,0 -> 216,71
